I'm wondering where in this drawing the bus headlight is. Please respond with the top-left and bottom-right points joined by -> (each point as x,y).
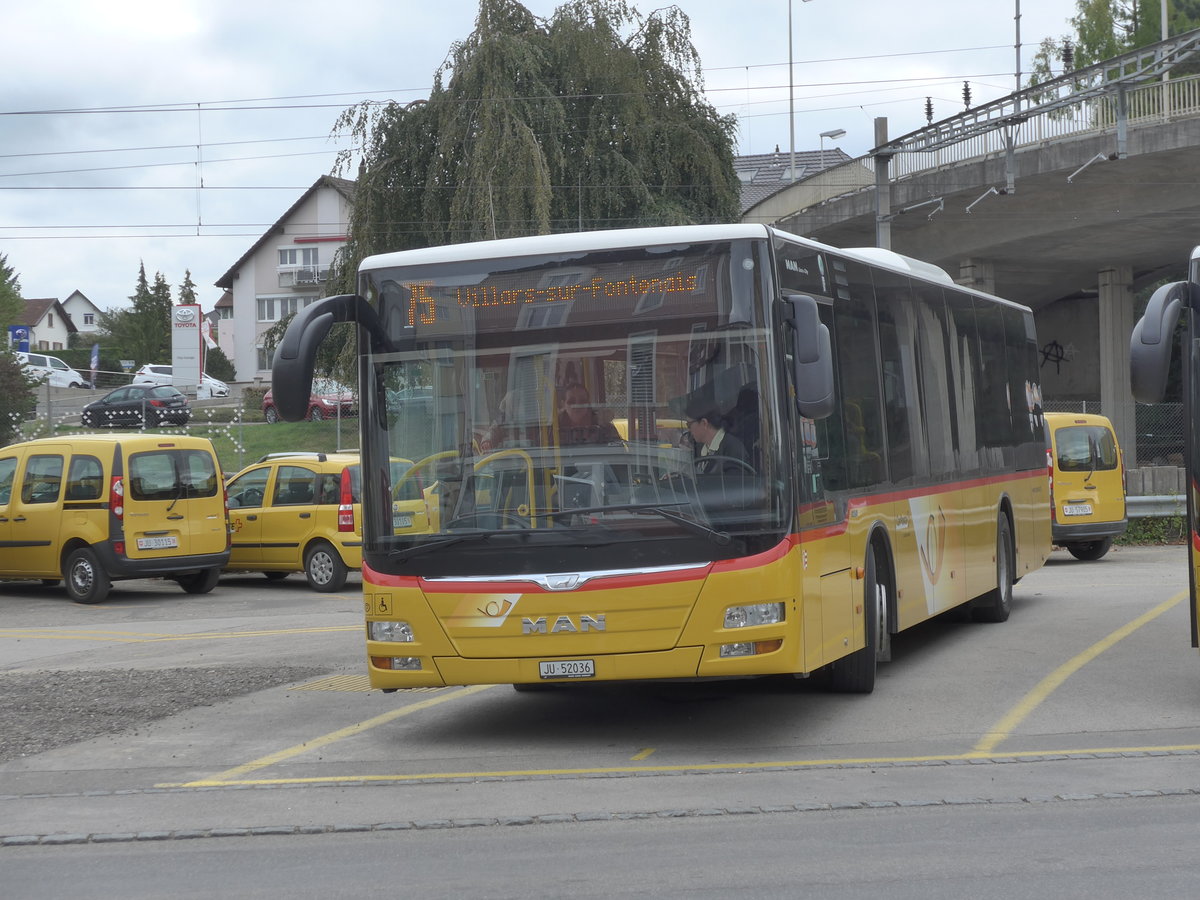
369,621 -> 414,642
724,602 -> 785,628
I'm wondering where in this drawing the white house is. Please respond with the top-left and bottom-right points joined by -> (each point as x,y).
61,290 -> 104,338
20,298 -> 76,350
215,175 -> 355,382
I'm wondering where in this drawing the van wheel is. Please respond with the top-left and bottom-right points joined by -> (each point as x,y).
974,513 -> 1014,622
177,569 -> 221,594
305,541 -> 347,592
65,548 -> 111,604
1067,538 -> 1113,561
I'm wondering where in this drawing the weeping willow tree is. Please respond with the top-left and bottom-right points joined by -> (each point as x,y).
329,0 -> 739,293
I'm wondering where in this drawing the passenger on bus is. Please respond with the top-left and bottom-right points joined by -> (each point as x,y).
686,401 -> 752,475
557,383 -> 619,445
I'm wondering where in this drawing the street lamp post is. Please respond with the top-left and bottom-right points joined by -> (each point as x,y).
819,128 -> 846,165
790,0 -> 817,182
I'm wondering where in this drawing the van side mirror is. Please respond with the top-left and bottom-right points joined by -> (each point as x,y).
784,293 -> 834,419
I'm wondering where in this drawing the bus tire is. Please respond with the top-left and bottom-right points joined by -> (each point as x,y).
64,547 -> 111,604
828,550 -> 882,693
305,541 -> 348,592
974,513 -> 1014,623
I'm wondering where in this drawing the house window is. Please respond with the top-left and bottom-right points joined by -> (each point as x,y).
278,247 -> 319,267
48,314 -> 54,328
219,307 -> 233,319
258,298 -> 276,321
256,346 -> 273,370
83,313 -> 95,325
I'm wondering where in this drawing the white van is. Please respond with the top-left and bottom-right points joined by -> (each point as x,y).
17,352 -> 89,389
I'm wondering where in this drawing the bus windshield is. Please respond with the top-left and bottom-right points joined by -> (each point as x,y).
358,237 -> 787,576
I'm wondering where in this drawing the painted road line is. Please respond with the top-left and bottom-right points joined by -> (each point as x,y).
175,684 -> 496,786
159,743 -> 1200,788
631,748 -> 656,761
0,625 -> 358,643
972,592 -> 1185,755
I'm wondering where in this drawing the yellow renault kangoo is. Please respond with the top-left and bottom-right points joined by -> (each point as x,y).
1045,412 -> 1127,561
0,434 -> 230,602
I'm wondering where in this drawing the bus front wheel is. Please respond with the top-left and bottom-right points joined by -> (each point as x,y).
828,550 -> 884,693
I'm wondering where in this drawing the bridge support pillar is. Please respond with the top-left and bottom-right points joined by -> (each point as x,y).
1098,265 -> 1134,452
957,258 -> 995,294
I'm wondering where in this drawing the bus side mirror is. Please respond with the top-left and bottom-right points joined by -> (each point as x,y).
272,294 -> 391,422
785,293 -> 835,419
1130,281 -> 1188,404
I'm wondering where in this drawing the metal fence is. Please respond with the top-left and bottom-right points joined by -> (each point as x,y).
8,375 -> 359,475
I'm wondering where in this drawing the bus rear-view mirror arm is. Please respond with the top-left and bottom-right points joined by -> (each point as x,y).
1130,280 -> 1191,404
272,294 -> 391,422
783,293 -> 835,420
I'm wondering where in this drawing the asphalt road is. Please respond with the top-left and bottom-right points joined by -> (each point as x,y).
2,546 -> 1199,897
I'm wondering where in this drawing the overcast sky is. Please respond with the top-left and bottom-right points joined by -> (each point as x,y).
3,0 -> 1080,316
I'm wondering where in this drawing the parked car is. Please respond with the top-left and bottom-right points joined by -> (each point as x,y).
0,433 -> 229,603
81,384 -> 191,428
1046,412 -> 1128,561
16,351 -> 89,389
223,451 -> 426,591
132,364 -> 229,399
261,378 -> 356,423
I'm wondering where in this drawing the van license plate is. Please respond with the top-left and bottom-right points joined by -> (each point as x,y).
136,535 -> 179,550
1062,503 -> 1093,516
538,659 -> 595,680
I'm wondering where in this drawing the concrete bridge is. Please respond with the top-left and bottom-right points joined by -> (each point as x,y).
743,30 -> 1200,463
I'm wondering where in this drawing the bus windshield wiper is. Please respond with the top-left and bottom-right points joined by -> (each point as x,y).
544,503 -> 731,546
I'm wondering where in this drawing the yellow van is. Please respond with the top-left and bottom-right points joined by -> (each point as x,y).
0,434 -> 230,602
1045,412 -> 1127,560
224,452 -> 427,591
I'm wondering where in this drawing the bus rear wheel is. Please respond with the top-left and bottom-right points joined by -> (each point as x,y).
828,550 -> 885,693
974,513 -> 1014,622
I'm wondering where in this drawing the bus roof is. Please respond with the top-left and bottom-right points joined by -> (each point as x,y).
359,224 -> 775,271
357,224 -> 1021,308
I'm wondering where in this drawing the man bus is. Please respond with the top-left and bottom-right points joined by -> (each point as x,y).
272,224 -> 1051,694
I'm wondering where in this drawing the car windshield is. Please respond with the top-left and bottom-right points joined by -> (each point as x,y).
355,236 -> 788,576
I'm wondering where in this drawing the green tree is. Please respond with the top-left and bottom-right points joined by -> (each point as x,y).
0,349 -> 36,445
178,270 -> 198,306
1028,1 -> 1200,90
330,0 -> 738,290
204,345 -> 236,382
96,262 -> 175,365
0,253 -> 24,337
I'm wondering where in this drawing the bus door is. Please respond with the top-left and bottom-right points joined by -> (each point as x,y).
796,409 -> 855,671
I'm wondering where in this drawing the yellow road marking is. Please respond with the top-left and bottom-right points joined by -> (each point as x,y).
0,625 -> 358,643
973,592 -> 1185,754
631,747 -> 655,761
158,742 -> 1200,788
180,684 -> 494,785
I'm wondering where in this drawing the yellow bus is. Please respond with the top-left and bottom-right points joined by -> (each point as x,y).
1131,245 -> 1200,651
273,224 -> 1051,693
